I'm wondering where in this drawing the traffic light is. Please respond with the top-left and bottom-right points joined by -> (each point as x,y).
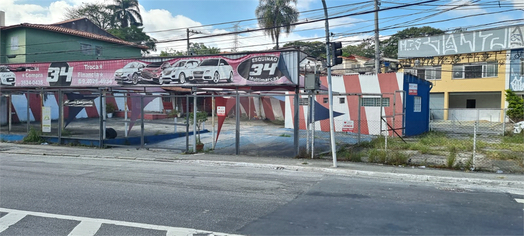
331,42 -> 343,66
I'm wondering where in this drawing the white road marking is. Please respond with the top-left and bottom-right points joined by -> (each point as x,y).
515,198 -> 524,204
0,212 -> 27,232
68,221 -> 102,236
0,208 -> 242,236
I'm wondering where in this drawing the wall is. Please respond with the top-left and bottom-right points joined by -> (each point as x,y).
448,92 -> 501,108
4,28 -> 26,64
285,73 -> 432,136
404,73 -> 432,136
24,28 -> 141,62
510,49 -> 524,92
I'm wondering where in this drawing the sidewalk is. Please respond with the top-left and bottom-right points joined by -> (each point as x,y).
1,142 -> 523,195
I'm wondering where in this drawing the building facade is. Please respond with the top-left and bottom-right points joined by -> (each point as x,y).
398,25 -> 524,121
0,18 -> 146,63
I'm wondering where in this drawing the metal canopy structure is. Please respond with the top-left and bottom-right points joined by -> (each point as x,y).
0,49 -> 306,156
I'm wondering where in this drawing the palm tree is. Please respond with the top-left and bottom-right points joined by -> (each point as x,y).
255,0 -> 299,50
108,0 -> 143,28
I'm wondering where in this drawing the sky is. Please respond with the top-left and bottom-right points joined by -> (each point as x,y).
1,0 -> 524,55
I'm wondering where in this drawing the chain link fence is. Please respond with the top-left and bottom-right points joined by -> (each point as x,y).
427,108 -> 524,173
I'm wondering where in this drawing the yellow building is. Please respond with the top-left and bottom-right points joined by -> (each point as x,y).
398,25 -> 524,122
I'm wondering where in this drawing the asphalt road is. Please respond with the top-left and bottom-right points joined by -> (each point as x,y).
0,153 -> 522,235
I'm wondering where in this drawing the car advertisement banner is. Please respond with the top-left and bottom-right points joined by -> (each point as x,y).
0,52 -> 296,88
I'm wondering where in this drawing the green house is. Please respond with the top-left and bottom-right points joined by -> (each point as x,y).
0,18 -> 147,64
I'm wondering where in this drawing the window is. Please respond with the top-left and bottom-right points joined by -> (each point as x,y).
414,96 -> 421,112
520,61 -> 524,76
10,36 -> 19,51
339,97 -> 345,104
162,97 -> 171,102
452,62 -> 498,79
466,99 -> 476,108
323,97 -> 328,103
80,43 -> 93,55
95,46 -> 102,57
361,97 -> 390,107
408,66 -> 441,80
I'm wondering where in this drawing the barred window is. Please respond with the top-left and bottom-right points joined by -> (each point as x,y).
361,97 -> 390,107
407,66 -> 441,80
414,96 -> 421,112
452,62 -> 498,79
80,43 -> 94,55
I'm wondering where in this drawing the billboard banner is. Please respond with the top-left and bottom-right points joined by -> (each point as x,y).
0,52 -> 296,88
398,25 -> 524,58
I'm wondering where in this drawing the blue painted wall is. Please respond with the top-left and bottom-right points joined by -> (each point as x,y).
403,73 -> 433,136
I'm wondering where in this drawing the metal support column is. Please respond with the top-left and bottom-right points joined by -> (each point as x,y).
140,95 -> 145,148
235,90 -> 240,155
58,89 -> 62,145
98,89 -> 103,148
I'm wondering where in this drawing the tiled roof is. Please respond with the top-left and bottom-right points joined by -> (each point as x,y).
1,23 -> 148,49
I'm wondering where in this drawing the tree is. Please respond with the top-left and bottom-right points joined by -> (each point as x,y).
65,3 -> 113,30
160,49 -> 185,57
282,41 -> 326,59
255,0 -> 299,50
188,43 -> 221,55
342,39 -> 375,58
108,0 -> 143,28
506,89 -> 524,122
381,26 -> 444,58
64,0 -> 155,54
108,26 -> 157,53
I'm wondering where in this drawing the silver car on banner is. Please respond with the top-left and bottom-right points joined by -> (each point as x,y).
189,58 -> 233,84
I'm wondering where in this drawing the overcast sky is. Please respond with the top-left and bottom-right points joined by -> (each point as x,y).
2,0 -> 523,55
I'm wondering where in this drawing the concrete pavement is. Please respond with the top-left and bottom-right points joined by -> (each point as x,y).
0,142 -> 523,195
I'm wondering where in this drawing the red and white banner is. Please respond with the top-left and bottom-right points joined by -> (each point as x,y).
1,52 -> 295,88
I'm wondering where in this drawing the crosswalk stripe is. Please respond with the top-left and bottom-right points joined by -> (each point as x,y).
0,212 -> 27,233
68,221 -> 102,236
0,207 -> 242,236
515,198 -> 524,204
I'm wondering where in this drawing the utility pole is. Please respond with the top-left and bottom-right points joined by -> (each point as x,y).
374,0 -> 381,74
186,28 -> 202,56
321,0 -> 337,167
233,22 -> 240,52
187,28 -> 190,56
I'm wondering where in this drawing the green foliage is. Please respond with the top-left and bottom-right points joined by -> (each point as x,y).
108,26 -> 157,53
446,149 -> 456,168
502,134 -> 524,145
61,129 -> 72,136
342,39 -> 375,58
279,133 -> 291,137
189,111 -> 208,144
65,3 -> 113,30
381,26 -> 444,58
338,148 -> 363,162
23,127 -> 45,143
108,0 -> 142,28
367,149 -> 387,163
484,150 -> 522,161
188,42 -> 221,55
505,89 -> 524,122
255,0 -> 299,49
106,103 -> 117,113
167,109 -> 180,118
160,49 -> 185,57
282,41 -> 326,59
389,151 -> 410,165
64,0 -> 156,54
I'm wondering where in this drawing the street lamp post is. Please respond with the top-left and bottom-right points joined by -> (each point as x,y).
321,0 -> 337,167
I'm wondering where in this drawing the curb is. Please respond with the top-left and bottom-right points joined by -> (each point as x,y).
2,148 -> 524,195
